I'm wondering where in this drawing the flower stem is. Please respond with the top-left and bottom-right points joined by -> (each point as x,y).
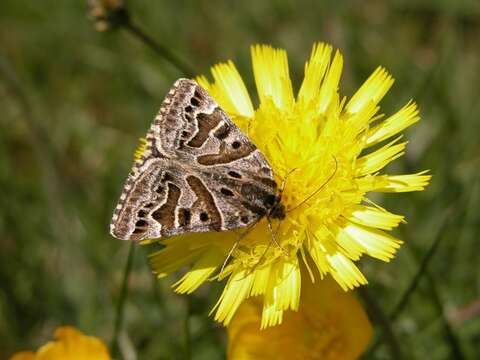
184,296 -> 192,360
122,20 -> 195,77
358,287 -> 404,360
110,242 -> 136,357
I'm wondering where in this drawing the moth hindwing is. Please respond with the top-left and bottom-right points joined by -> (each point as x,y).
110,79 -> 284,241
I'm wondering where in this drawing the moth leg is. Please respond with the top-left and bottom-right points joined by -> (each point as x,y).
266,216 -> 288,256
219,220 -> 259,276
238,217 -> 288,280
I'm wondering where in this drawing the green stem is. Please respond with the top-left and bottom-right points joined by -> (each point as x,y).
366,206 -> 454,357
122,20 -> 195,77
358,287 -> 403,360
425,272 -> 466,359
389,209 -> 453,321
110,242 -> 136,357
184,296 -> 192,360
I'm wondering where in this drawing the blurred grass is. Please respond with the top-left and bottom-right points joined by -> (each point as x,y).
1,0 -> 480,359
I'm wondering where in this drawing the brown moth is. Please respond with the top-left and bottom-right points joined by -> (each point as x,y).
110,79 -> 285,241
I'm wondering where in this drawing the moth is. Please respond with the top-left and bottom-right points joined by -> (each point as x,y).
110,79 -> 285,241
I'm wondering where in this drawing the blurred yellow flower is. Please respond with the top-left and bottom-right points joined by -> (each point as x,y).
150,42 -> 430,328
9,326 -> 111,360
227,274 -> 372,360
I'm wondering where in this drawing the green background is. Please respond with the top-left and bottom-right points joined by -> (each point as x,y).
1,0 -> 479,359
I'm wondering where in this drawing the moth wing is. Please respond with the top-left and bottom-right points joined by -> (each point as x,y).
110,79 -> 279,241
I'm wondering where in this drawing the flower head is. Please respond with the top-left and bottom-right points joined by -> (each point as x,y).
9,326 -> 111,360
227,273 -> 372,360
150,43 -> 430,327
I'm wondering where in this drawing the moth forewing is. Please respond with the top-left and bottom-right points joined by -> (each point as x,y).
110,79 -> 282,241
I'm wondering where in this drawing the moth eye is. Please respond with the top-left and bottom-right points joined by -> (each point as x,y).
228,171 -> 242,179
200,212 -> 209,222
240,215 -> 250,224
220,188 -> 234,197
135,219 -> 147,227
190,97 -> 200,107
231,141 -> 241,149
138,210 -> 148,218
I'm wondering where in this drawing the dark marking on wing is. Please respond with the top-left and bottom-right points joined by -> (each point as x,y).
231,141 -> 241,149
190,97 -> 200,107
214,122 -> 231,140
151,183 -> 181,235
178,208 -> 192,227
186,175 -> 222,231
228,171 -> 242,179
197,142 -> 256,166
187,110 -> 222,148
220,188 -> 234,197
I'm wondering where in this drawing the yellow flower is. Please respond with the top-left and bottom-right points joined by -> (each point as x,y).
227,274 -> 372,360
150,42 -> 430,328
9,326 -> 111,360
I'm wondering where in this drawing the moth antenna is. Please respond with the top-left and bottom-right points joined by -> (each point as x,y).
279,167 -> 298,197
287,156 -> 338,213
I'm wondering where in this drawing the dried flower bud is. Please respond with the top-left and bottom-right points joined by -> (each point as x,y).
87,0 -> 128,32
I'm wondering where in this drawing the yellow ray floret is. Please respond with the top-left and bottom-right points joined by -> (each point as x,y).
149,42 -> 430,328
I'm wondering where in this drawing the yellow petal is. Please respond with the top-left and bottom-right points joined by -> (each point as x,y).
133,137 -> 147,162
343,222 -> 402,261
346,67 -> 394,114
347,205 -> 405,230
251,45 -> 294,110
213,269 -> 255,325
174,248 -> 224,294
297,42 -> 332,105
210,61 -> 255,117
377,171 -> 432,192
356,136 -> 407,176
366,101 -> 420,146
317,50 -> 343,114
327,252 -> 368,290
149,235 -> 206,278
261,260 -> 301,328
250,263 -> 271,296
